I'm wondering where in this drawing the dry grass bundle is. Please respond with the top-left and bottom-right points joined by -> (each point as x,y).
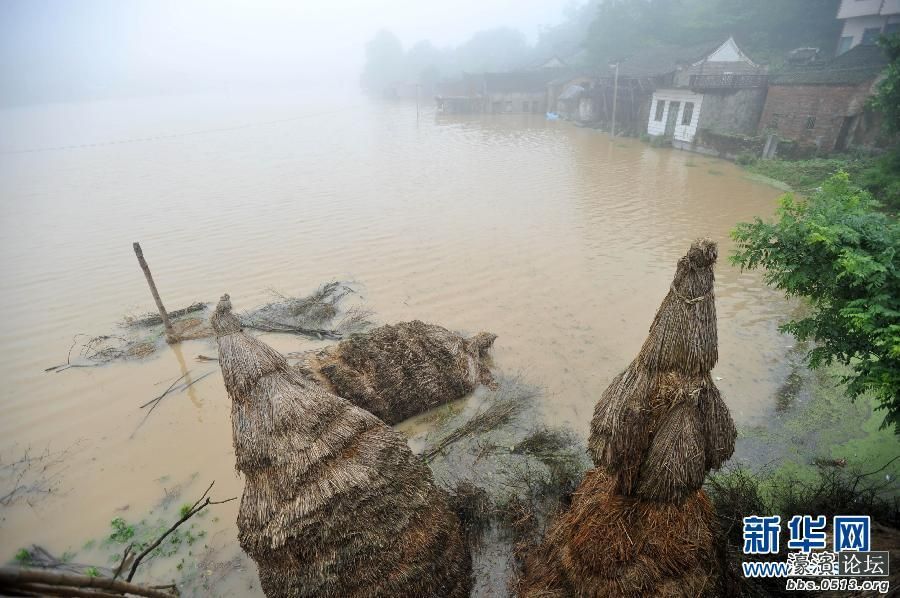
298,320 -> 497,424
240,282 -> 371,339
516,470 -> 721,598
517,240 -> 733,597
588,239 -> 736,503
211,294 -> 471,597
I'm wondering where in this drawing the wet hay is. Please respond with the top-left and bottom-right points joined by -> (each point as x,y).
515,240 -> 735,597
297,320 -> 497,424
588,239 -> 736,503
239,282 -> 372,339
47,282 -> 368,372
211,294 -> 471,597
406,382 -> 590,597
516,469 -> 722,598
124,302 -> 207,327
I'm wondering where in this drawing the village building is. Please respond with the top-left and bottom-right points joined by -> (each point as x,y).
646,37 -> 768,151
547,43 -> 721,133
835,0 -> 900,55
549,75 -> 596,121
436,69 -> 565,114
759,44 -> 889,154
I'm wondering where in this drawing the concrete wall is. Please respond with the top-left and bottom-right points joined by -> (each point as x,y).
837,0 -> 885,19
696,87 -> 768,136
758,82 -> 876,152
648,89 -> 704,142
839,14 -> 900,52
486,92 -> 546,114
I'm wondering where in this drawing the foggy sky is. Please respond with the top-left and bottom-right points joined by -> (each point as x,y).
0,0 -> 570,106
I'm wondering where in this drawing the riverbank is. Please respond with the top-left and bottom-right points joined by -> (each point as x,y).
739,148 -> 900,212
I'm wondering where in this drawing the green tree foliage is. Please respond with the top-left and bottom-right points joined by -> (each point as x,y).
873,33 -> 900,134
586,0 -> 841,65
731,173 -> 900,431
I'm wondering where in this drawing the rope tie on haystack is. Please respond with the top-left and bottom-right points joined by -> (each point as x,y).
670,283 -> 708,306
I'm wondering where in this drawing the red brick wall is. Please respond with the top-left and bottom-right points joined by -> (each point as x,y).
758,83 -> 872,152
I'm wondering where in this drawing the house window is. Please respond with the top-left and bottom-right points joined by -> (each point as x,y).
681,102 -> 695,125
505,101 -> 513,112
654,100 -> 665,121
805,116 -> 816,130
885,23 -> 899,35
837,35 -> 853,55
523,101 -> 530,112
861,27 -> 881,45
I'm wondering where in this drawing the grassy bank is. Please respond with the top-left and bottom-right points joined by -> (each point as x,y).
707,361 -> 899,595
741,149 -> 900,211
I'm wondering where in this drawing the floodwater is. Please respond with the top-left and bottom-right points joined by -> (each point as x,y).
0,91 -> 788,594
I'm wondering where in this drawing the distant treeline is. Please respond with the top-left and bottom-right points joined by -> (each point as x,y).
361,0 -> 842,92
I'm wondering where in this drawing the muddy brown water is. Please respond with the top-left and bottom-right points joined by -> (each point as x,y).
0,92 -> 789,594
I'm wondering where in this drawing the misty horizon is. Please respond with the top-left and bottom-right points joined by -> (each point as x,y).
0,0 -> 572,107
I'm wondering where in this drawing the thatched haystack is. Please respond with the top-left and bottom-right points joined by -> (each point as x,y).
589,238 -> 736,503
517,239 -> 734,597
516,469 -> 720,598
211,295 -> 471,597
297,320 -> 497,424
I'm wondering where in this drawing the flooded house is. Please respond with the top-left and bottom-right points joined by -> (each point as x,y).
436,69 -> 563,114
550,75 -> 597,121
835,0 -> 900,55
646,37 -> 768,151
759,43 -> 890,153
547,44 -> 716,133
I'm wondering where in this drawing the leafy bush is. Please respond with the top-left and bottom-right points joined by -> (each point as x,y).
731,172 -> 900,431
735,152 -> 757,166
856,148 -> 900,211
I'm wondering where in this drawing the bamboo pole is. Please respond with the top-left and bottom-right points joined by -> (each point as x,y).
132,242 -> 178,344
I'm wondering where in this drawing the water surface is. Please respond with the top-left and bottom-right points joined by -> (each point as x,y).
0,92 -> 787,593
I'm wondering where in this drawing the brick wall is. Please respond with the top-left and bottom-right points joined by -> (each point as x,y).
758,83 -> 873,152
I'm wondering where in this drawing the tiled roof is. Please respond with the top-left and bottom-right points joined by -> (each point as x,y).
771,44 -> 889,85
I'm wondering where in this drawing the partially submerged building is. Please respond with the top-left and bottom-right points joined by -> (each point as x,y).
759,44 -> 890,154
437,69 -> 566,114
646,37 -> 768,150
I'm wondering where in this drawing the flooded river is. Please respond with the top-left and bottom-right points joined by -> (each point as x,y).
0,92 -> 788,594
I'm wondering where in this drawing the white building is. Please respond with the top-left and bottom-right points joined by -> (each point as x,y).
836,0 -> 900,55
646,38 -> 767,149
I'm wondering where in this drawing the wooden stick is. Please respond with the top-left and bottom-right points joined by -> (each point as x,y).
0,567 -> 176,598
126,481 -> 236,582
133,243 -> 178,344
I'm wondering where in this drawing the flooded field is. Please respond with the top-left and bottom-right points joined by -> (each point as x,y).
0,92 -> 788,594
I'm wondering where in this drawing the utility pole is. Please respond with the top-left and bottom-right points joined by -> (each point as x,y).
133,242 -> 179,344
610,61 -> 620,138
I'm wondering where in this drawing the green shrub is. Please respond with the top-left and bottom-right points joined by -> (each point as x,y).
732,172 -> 900,431
735,151 -> 757,166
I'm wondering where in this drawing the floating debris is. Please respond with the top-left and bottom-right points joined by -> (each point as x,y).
298,320 -> 496,424
239,281 -> 371,339
46,282 -> 367,372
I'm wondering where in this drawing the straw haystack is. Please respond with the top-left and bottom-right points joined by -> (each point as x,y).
589,238 -> 735,503
211,295 -> 471,597
297,320 -> 497,424
516,469 -> 720,597
517,239 -> 733,597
